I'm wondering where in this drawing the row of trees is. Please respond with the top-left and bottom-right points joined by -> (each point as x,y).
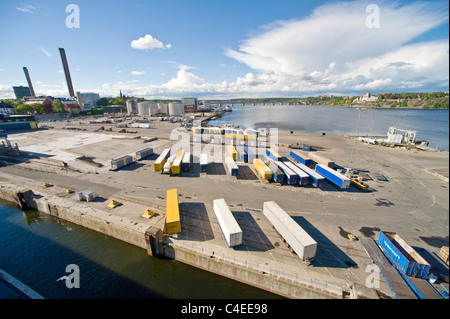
12,99 -> 66,115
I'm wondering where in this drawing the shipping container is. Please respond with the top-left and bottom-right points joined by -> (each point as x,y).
315,164 -> 351,189
235,146 -> 247,162
265,160 -> 285,183
227,144 -> 237,161
200,153 -> 208,172
253,158 -> 273,180
290,150 -> 312,166
213,199 -> 243,247
182,152 -> 191,171
224,154 -> 239,176
274,161 -> 298,185
283,161 -> 310,186
165,189 -> 181,235
171,150 -> 185,175
293,162 -> 325,187
266,148 -> 282,161
245,129 -> 259,136
263,201 -> 317,261
308,152 -> 335,167
246,134 -> 258,146
244,145 -> 257,163
379,231 -> 431,278
154,148 -> 170,172
135,148 -> 153,160
110,155 -> 134,170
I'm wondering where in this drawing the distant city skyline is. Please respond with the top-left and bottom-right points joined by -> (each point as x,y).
0,0 -> 448,99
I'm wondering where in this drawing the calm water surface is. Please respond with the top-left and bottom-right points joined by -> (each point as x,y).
209,105 -> 449,151
0,200 -> 281,299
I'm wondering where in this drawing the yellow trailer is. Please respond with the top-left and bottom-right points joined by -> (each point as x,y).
165,188 -> 181,234
253,158 -> 273,180
171,150 -> 185,175
154,148 -> 170,172
227,144 -> 237,161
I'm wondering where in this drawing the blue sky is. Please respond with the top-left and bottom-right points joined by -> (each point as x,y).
0,0 -> 448,99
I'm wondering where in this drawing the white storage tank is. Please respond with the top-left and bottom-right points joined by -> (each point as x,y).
158,103 -> 168,115
137,102 -> 152,116
168,102 -> 184,116
149,104 -> 159,116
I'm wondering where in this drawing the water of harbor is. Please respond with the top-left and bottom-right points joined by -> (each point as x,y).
209,104 -> 449,151
0,200 -> 281,299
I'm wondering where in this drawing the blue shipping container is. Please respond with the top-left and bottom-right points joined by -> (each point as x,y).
266,161 -> 285,183
266,149 -> 282,161
290,150 -> 312,166
235,146 -> 247,162
275,161 -> 297,185
283,161 -> 309,186
294,162 -> 325,188
315,164 -> 351,189
379,231 -> 431,278
243,145 -> 257,162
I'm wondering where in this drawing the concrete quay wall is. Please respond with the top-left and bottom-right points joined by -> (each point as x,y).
163,241 -> 342,299
0,184 -> 148,250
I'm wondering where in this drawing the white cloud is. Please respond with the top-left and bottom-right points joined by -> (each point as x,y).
225,0 -> 449,94
131,34 -> 172,50
131,70 -> 146,76
39,47 -> 51,58
16,5 -> 35,13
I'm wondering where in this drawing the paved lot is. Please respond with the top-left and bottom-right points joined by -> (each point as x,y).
2,123 -> 449,298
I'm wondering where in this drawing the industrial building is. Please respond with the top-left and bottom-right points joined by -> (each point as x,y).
78,93 -> 100,110
182,97 -> 198,112
12,86 -> 32,99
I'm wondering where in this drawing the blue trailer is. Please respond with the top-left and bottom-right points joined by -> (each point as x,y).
290,150 -> 312,166
235,146 -> 247,162
266,148 -> 282,161
200,154 -> 208,172
379,231 -> 431,279
283,161 -> 309,186
266,160 -> 285,183
315,164 -> 351,189
294,162 -> 325,187
275,161 -> 297,185
243,145 -> 257,163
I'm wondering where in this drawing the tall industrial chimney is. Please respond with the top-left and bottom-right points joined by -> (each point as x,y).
59,48 -> 75,97
23,67 -> 36,97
